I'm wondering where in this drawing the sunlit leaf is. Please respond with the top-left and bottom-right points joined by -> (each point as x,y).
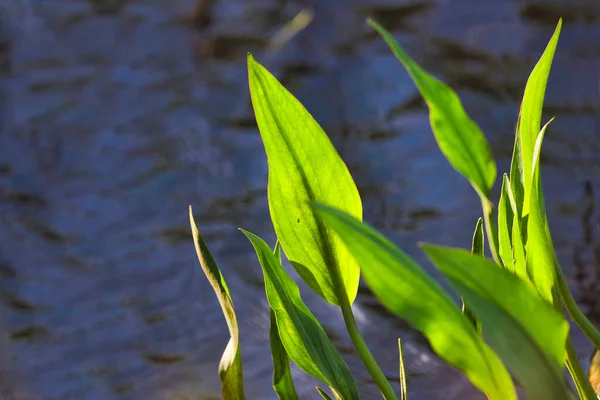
247,54 -> 362,306
498,174 -> 528,281
189,207 -> 245,400
422,245 -> 572,400
269,241 -> 300,400
369,19 -> 495,200
510,19 -> 561,219
526,119 -> 558,303
398,339 -> 407,400
312,203 -> 515,400
241,229 -> 359,399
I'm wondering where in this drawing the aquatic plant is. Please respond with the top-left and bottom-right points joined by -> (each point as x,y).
190,17 -> 600,399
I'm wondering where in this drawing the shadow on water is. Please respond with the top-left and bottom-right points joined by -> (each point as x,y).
1,0 -> 600,399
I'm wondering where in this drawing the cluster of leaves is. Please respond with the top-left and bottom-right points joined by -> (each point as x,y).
189,17 -> 600,400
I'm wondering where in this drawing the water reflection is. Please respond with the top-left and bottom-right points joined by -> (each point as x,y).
1,0 -> 600,399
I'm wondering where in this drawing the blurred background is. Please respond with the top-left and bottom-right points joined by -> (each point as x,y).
1,0 -> 600,399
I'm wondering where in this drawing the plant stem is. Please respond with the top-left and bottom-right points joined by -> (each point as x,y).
555,260 -> 600,350
481,198 -> 500,264
565,337 -> 597,400
339,295 -> 399,400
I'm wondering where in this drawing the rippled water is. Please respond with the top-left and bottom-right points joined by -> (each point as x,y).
1,0 -> 600,399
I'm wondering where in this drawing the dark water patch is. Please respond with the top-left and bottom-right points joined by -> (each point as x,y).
407,207 -> 440,220
0,163 -> 11,175
388,94 -> 427,118
198,35 -> 267,61
357,1 -> 435,31
113,382 -> 134,394
0,292 -> 36,312
144,353 -> 185,365
155,228 -> 192,246
0,263 -> 17,279
10,325 -> 50,341
90,0 -> 130,15
3,191 -> 47,207
520,2 -> 600,26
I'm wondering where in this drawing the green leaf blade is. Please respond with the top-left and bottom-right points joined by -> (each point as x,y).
312,203 -> 515,400
369,19 -> 495,199
270,309 -> 299,400
241,229 -> 359,400
270,240 -> 300,400
510,19 -> 561,218
189,207 -> 245,400
422,245 -> 571,400
247,54 -> 362,306
526,120 -> 558,303
497,175 -> 514,272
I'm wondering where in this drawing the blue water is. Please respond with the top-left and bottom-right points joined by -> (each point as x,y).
1,0 -> 600,398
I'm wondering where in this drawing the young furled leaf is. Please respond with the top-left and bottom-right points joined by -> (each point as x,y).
312,203 -> 515,400
189,207 -> 245,400
247,54 -> 362,306
316,387 -> 335,400
241,229 -> 359,399
510,19 -> 561,222
398,339 -> 407,400
462,218 -> 483,333
422,245 -> 573,400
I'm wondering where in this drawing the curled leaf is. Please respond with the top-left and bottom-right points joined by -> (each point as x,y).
189,207 -> 245,399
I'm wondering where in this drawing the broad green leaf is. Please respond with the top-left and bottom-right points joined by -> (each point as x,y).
526,120 -> 558,303
462,218 -> 482,332
269,241 -> 300,400
422,245 -> 572,400
241,229 -> 359,399
312,203 -> 515,400
316,387 -> 335,400
497,175 -> 514,272
247,54 -> 362,306
189,207 -> 245,400
369,19 -> 495,199
510,19 -> 561,219
398,339 -> 407,400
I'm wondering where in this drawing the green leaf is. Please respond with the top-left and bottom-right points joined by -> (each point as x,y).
312,203 -> 515,400
269,241 -> 300,400
316,387 -> 334,400
189,207 -> 245,400
368,19 -> 495,199
462,218 -> 483,333
422,245 -> 572,400
398,339 -> 407,400
471,217 -> 484,256
270,310 -> 299,400
526,119 -> 558,303
247,54 -> 362,306
241,229 -> 359,399
498,174 -> 528,281
510,19 -> 561,219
